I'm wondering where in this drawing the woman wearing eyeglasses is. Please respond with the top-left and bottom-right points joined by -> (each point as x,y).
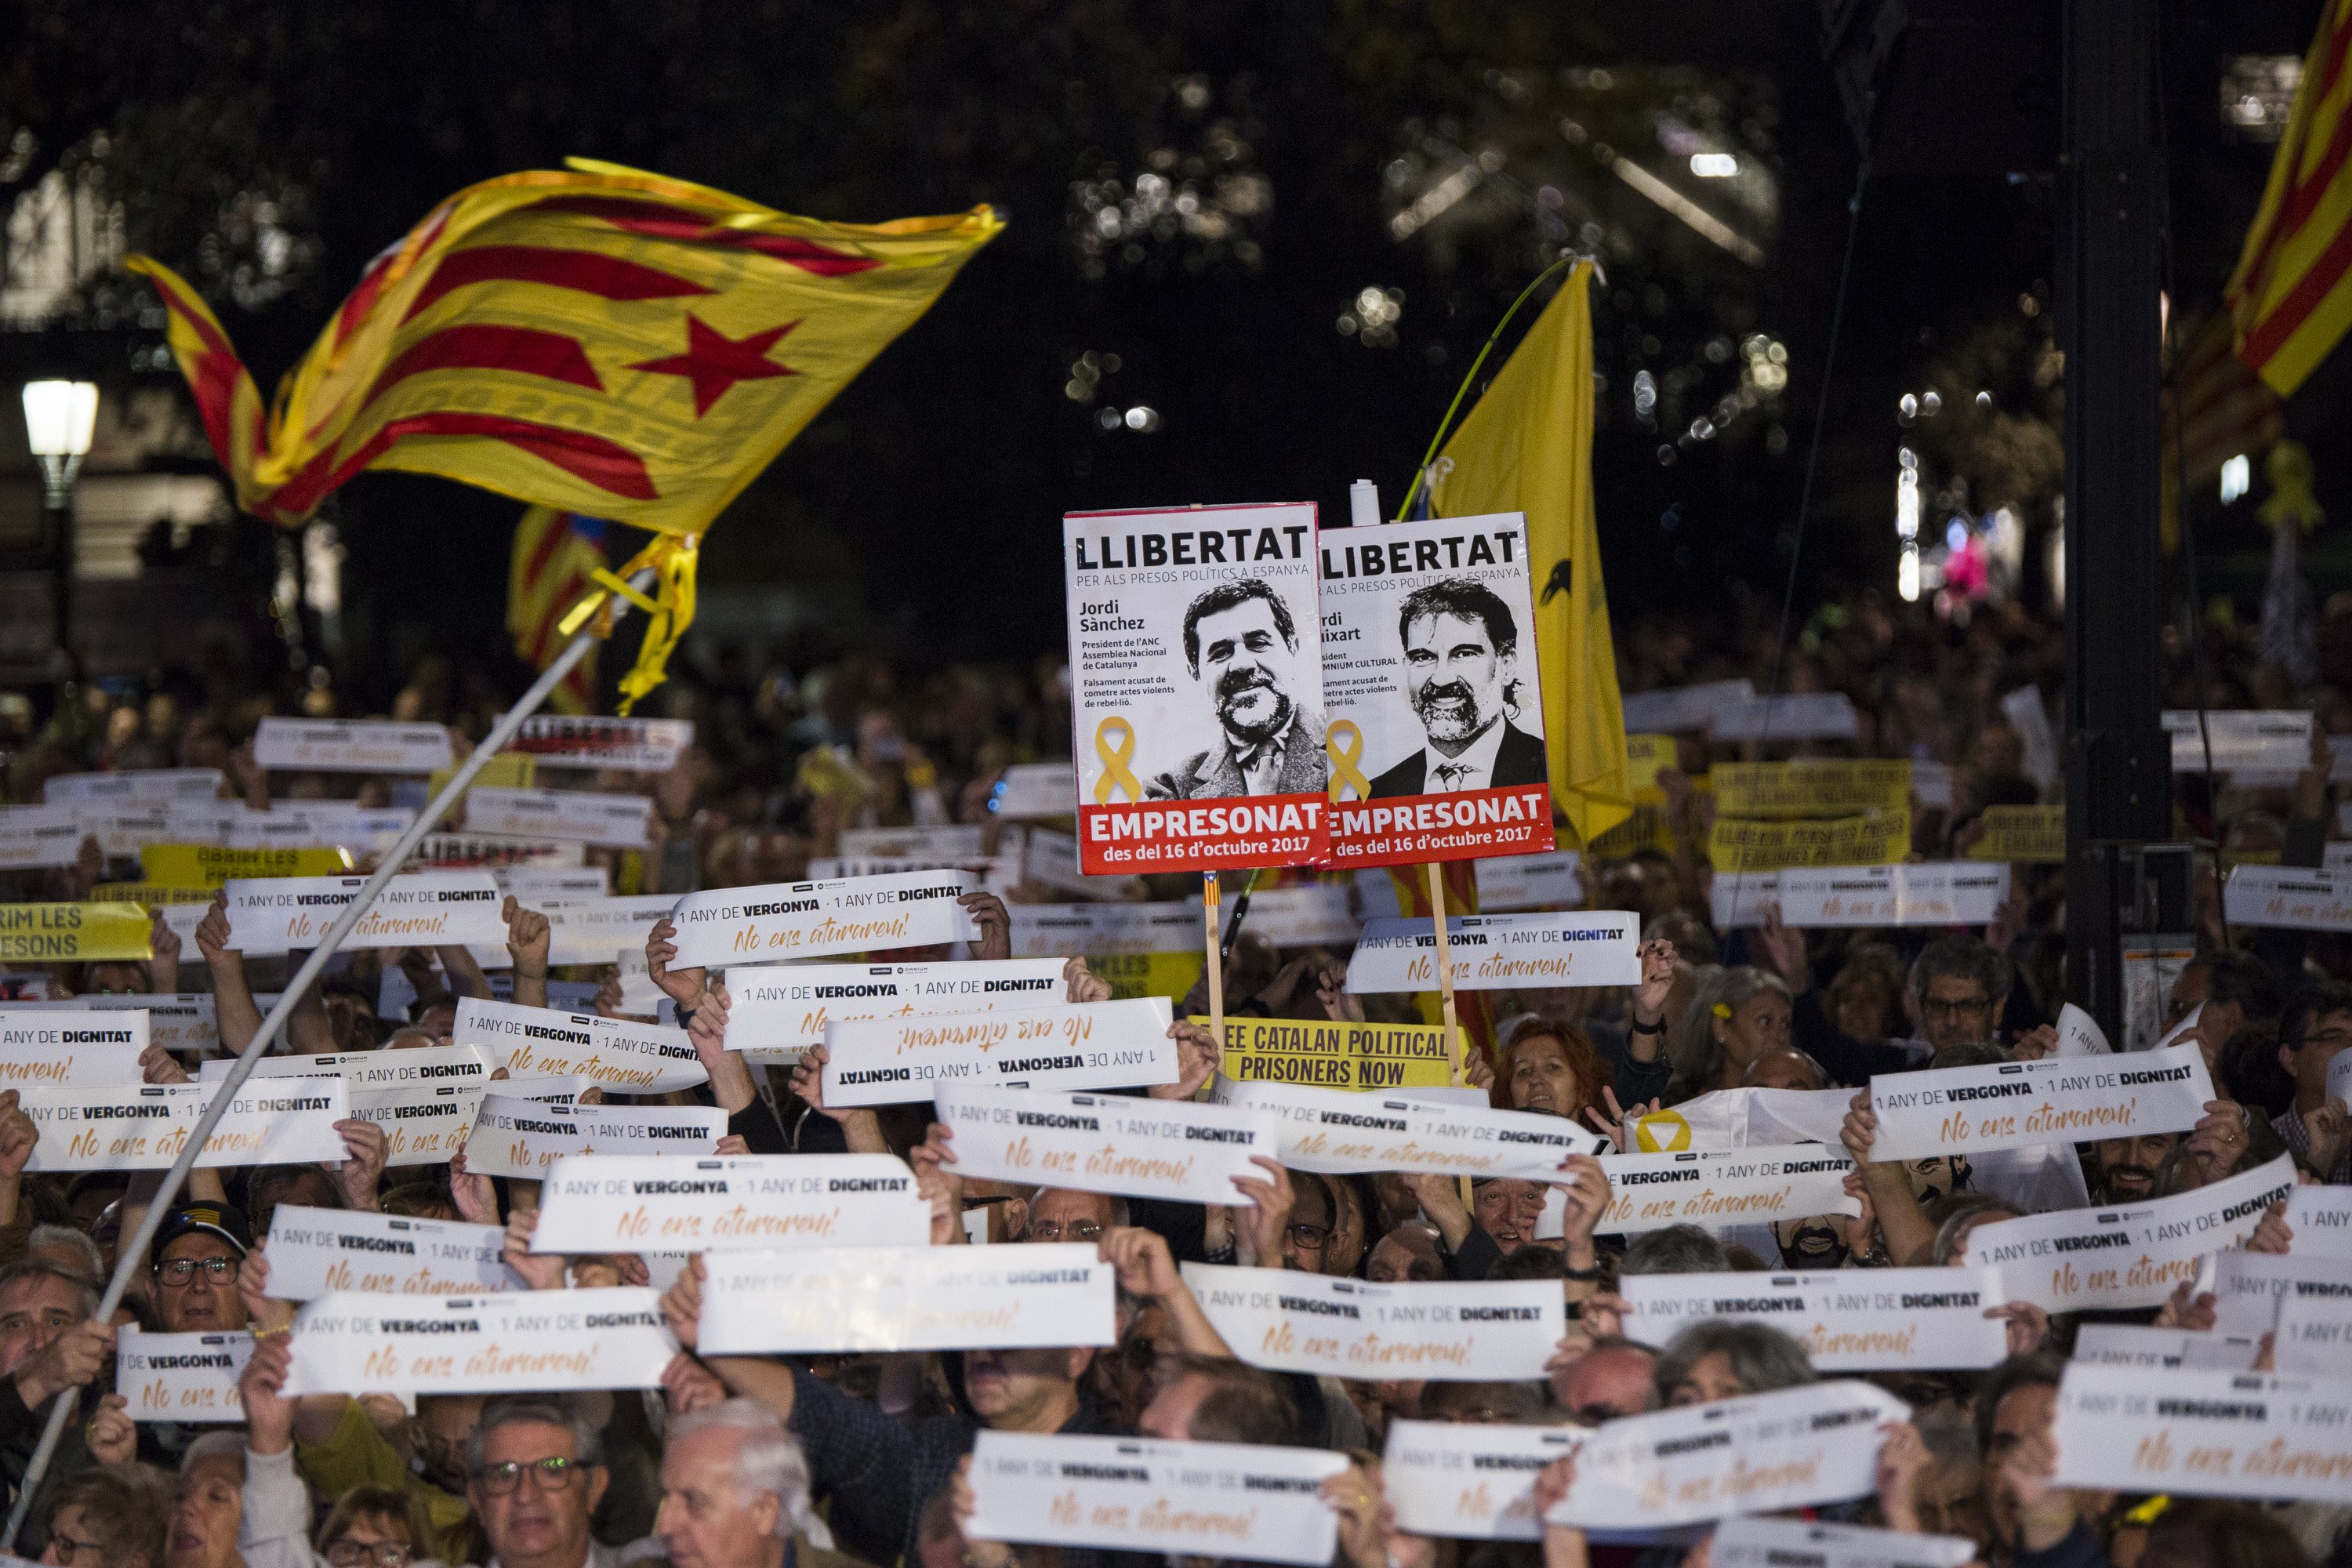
234,1337 -> 448,1568
39,1465 -> 171,1568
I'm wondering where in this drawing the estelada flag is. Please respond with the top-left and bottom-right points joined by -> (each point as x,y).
508,506 -> 609,714
2227,0 -> 2352,396
129,158 -> 1001,706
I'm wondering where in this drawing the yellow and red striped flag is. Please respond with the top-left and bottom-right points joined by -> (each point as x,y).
508,506 -> 611,713
129,158 -> 1000,707
2227,0 -> 2352,395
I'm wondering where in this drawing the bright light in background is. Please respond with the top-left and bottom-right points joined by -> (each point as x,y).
21,379 -> 96,458
1899,544 -> 1920,602
1690,153 -> 1738,177
1896,448 -> 1921,602
2220,452 -> 2252,504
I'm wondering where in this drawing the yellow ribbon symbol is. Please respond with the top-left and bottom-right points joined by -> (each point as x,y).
1635,1109 -> 1691,1153
1326,720 -> 1373,802
1093,716 -> 1144,804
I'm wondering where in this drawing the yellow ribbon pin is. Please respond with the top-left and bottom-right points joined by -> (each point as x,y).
1635,1109 -> 1692,1152
1326,720 -> 1373,802
1093,716 -> 1144,804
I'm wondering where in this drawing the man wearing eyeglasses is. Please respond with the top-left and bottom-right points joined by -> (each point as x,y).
466,1399 -> 614,1568
1018,1189 -> 1122,1244
149,1205 -> 251,1335
2272,981 -> 2352,1181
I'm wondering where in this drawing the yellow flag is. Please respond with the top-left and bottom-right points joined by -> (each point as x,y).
0,904 -> 154,962
1428,263 -> 1630,844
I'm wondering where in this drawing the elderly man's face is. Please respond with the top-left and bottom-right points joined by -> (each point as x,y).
1553,1344 -> 1657,1423
470,1420 -> 606,1568
1915,974 -> 1998,1052
1472,1180 -> 1546,1257
1402,612 -> 1508,746
0,1275 -> 85,1375
1192,599 -> 1295,745
1367,1226 -> 1443,1284
154,1236 -> 246,1334
1023,1189 -> 1115,1245
656,1423 -> 783,1568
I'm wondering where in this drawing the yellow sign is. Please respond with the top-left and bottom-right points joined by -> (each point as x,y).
0,903 -> 154,962
428,752 -> 535,800
1194,1015 -> 1461,1091
140,844 -> 352,889
1708,810 -> 1911,873
1624,734 -> 1678,791
92,882 -> 215,906
1087,951 -> 1205,1004
1968,804 -> 2066,864
1711,760 -> 1912,818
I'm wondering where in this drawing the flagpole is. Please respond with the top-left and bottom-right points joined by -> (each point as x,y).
1202,870 -> 1225,1070
0,568 -> 658,1552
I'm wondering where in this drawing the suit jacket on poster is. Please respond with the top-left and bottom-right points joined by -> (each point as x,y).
1367,720 -> 1549,797
1148,708 -> 1330,799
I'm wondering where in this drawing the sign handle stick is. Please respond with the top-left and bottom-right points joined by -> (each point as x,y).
1425,862 -> 1461,1082
1203,870 -> 1225,1060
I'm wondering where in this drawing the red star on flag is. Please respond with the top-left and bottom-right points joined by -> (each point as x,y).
630,314 -> 800,416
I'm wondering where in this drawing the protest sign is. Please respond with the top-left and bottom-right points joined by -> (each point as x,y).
1621,681 -> 1753,735
1624,732 -> 1677,789
223,872 -> 505,953
699,1244 -> 1114,1355
532,1153 -> 931,1253
2273,1274 -> 2352,1374
2072,1324 -> 2263,1371
45,769 -> 223,806
840,824 -> 987,860
993,763 -> 1076,819
2,994 -> 213,1055
1545,1380 -> 1907,1529
452,997 -> 706,1093
1595,1149 -> 1860,1234
20,1080 -> 348,1172
1709,873 -> 1780,930
0,1010 -> 147,1086
459,1094 -> 725,1179
1226,1080 -> 1602,1179
262,802 -> 415,852
463,786 -> 652,848
1622,1087 -> 1853,1153
255,718 -> 453,773
931,1085 -> 1279,1205
413,833 -> 582,870
2210,1250 -> 2343,1334
1865,1044 -> 2212,1160
1962,1155 -> 2296,1312
822,996 -> 1177,1107
1711,693 -> 1860,742
507,715 -> 692,771
2056,1002 -> 2113,1057
723,959 -> 1069,1065
1181,1263 -> 1561,1381
73,809 -> 175,859
2223,864 -> 2352,932
1007,902 -> 1193,957
1969,805 -> 2067,864
968,1430 -> 1348,1567
1215,885 -> 1359,946
1711,761 -> 1912,818
143,844 -> 352,888
1064,503 -> 1329,874
0,808 -> 83,870
1708,812 -> 1910,873
116,1330 -> 252,1423
1474,851 -> 1584,912
347,1083 -> 497,1167
281,1287 -> 676,1396
200,1043 -> 493,1087
538,895 -> 674,966
2329,1048 -> 2352,1112
1773,863 -> 2010,928
1021,826 -> 1127,898
499,864 -> 608,904
2164,710 -> 2312,772
1618,1268 -> 2009,1370
2287,1185 -> 2352,1258
2053,1363 -> 2352,1503
264,1205 -> 512,1300
1316,514 -> 1552,867
1206,1016 -> 1458,1091
1711,1519 -> 1976,1568
0,903 -> 152,963
1378,1419 -> 1584,1541
1344,913 -> 1639,993
665,869 -> 978,968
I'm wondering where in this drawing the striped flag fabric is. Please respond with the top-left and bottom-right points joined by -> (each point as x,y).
2227,0 -> 2352,395
507,506 -> 610,714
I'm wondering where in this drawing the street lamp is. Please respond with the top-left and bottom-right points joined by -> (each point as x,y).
22,379 -> 96,658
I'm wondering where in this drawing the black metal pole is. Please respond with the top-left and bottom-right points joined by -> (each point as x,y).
48,492 -> 73,658
2060,0 -> 2172,1039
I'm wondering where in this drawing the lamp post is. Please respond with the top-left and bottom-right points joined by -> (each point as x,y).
21,379 -> 97,661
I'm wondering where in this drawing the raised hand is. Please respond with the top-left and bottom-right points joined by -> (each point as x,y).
961,892 -> 1012,961
503,1208 -> 567,1290
645,917 -> 706,1011
1150,1021 -> 1221,1101
1063,956 -> 1113,1004
329,1118 -> 389,1212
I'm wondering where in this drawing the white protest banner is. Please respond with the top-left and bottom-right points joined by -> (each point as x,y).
2,995 -> 214,1056
1214,885 -> 1359,946
1866,1044 -> 2212,1160
2072,1324 -> 2263,1372
255,718 -> 453,774
265,802 -> 416,852
116,1330 -> 252,1423
413,833 -> 582,870
452,997 -> 706,1093
1773,863 -> 2010,928
263,1205 -> 512,1300
1226,1080 -> 1602,1179
507,715 -> 692,772
0,807 -> 85,869
532,1153 -> 929,1253
2053,1363 -> 2352,1503
1711,693 -> 1860,742
460,1094 -> 725,1179
2287,1185 -> 2352,1258
699,1243 -> 1114,1355
2223,864 -> 2352,932
931,1085 -> 1279,1206
666,869 -> 978,968
1022,826 -> 1129,898
0,1009 -> 148,1086
2331,1049 -> 2352,1113
1545,1380 -> 1908,1529
1379,1419 -> 1584,1541
224,872 -> 505,953
1317,514 -> 1554,868
1710,872 -> 1780,930
992,764 -> 1075,820
2210,1250 -> 2347,1334
19,1080 -> 349,1172
1475,851 -> 1584,912
1181,1262 -> 1561,1381
2165,710 -> 2312,772
1621,681 -> 1755,735
1622,1087 -> 1853,1154
840,825 -> 986,860
45,769 -> 223,806
499,864 -> 608,904
2273,1274 -> 2352,1374
537,895 -> 674,966
1619,1268 -> 2009,1370
1065,503 -> 1330,874
1596,1148 -> 1859,1234
200,1043 -> 493,1087
724,959 -> 1069,1065
1345,913 -> 1639,993
2056,1002 -> 2112,1058
822,996 -> 1177,1107
281,1287 -> 676,1396
1962,1155 -> 2296,1312
1007,902 -> 1193,957
1711,1518 -> 1976,1568
969,1430 -> 1347,1567
74,808 -> 175,858
347,1082 -> 495,1167
463,787 -> 652,848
